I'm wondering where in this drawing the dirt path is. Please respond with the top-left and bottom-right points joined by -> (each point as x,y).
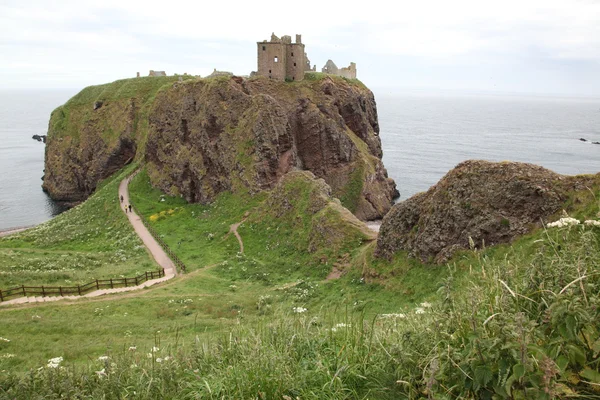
0,174 -> 177,307
229,221 -> 245,254
0,225 -> 36,238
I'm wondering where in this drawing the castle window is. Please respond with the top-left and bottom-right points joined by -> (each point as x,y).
269,69 -> 271,73
274,56 -> 278,63
294,63 -> 296,66
262,46 -> 266,51
291,52 -> 294,56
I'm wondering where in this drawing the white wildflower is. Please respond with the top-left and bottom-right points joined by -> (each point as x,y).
0,337 -> 10,342
47,356 -> 63,368
98,356 -> 109,361
381,313 -> 406,319
96,368 -> 107,378
128,346 -> 137,351
31,315 -> 41,320
331,323 -> 351,332
293,307 -> 307,313
547,217 -> 580,228
415,308 -> 426,314
420,302 -> 432,308
584,220 -> 600,227
0,354 -> 15,359
155,357 -> 163,363
151,346 -> 159,352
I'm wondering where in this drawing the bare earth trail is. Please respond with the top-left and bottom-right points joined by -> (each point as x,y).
229,221 -> 246,254
0,175 -> 177,307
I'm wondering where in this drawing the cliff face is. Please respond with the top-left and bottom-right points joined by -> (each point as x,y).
44,75 -> 398,220
375,160 -> 590,263
43,76 -> 188,201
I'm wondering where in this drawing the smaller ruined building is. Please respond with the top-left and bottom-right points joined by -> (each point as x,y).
322,60 -> 357,79
148,70 -> 167,77
207,68 -> 233,78
256,33 -> 314,81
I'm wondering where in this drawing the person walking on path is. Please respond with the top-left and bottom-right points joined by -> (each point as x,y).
120,195 -> 124,203
128,204 -> 132,213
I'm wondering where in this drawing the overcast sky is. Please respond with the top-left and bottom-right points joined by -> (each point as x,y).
1,0 -> 599,96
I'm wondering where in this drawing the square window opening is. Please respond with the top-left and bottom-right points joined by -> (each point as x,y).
274,56 -> 278,63
262,46 -> 266,51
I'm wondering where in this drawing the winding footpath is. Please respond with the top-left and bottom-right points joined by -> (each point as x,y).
0,174 -> 177,306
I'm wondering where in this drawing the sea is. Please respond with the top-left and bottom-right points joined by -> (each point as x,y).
0,89 -> 599,231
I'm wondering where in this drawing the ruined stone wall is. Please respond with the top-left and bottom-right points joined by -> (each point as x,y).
338,63 -> 357,79
257,42 -> 287,80
322,61 -> 357,79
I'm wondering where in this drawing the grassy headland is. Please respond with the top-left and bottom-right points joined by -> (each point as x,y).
1,165 -> 599,398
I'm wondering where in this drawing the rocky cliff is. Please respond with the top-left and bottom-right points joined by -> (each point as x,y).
43,74 -> 398,220
375,160 -> 596,263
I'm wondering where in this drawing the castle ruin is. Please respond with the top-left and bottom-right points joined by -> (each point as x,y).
256,33 -> 314,81
322,60 -> 357,79
256,33 -> 357,81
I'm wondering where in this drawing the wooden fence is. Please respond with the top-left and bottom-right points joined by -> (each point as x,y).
0,167 -> 185,302
0,269 -> 165,302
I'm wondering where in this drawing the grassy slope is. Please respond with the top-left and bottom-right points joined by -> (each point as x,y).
0,165 -> 158,288
0,167 -> 598,397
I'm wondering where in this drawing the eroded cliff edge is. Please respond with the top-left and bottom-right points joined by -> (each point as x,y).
43,75 -> 398,220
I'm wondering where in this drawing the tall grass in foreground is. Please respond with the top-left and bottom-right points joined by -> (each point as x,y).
1,225 -> 598,399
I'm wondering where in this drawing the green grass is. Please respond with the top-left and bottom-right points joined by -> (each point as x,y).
1,165 -> 599,398
0,165 -> 157,288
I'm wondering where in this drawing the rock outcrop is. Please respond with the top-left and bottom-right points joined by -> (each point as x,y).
44,75 -> 398,219
375,160 -> 585,263
251,171 -> 376,255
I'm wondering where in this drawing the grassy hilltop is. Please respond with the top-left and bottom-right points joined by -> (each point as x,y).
0,164 -> 599,399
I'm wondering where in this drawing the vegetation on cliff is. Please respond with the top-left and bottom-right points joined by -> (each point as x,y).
43,74 -> 397,220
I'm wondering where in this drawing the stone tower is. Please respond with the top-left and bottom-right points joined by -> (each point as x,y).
257,33 -> 311,81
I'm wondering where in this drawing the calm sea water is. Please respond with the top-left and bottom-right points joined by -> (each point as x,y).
0,90 -> 76,230
0,89 -> 599,230
376,91 -> 600,200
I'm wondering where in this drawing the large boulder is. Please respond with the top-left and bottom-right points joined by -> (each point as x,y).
375,160 -> 574,263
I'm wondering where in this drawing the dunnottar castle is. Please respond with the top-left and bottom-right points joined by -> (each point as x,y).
139,33 -> 357,81
255,33 -> 357,81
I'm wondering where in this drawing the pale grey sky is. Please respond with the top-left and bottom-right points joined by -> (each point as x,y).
1,0 -> 599,96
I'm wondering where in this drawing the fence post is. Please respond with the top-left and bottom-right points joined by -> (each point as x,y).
59,286 -> 63,297
22,285 -> 25,297
145,271 -> 148,281
124,278 -> 128,287
41,286 -> 46,297
96,280 -> 99,290
0,289 -> 3,302
110,279 -> 113,289
78,285 -> 81,296
135,276 -> 138,286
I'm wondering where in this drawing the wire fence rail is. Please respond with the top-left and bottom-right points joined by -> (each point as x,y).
0,269 -> 165,302
127,168 -> 187,274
